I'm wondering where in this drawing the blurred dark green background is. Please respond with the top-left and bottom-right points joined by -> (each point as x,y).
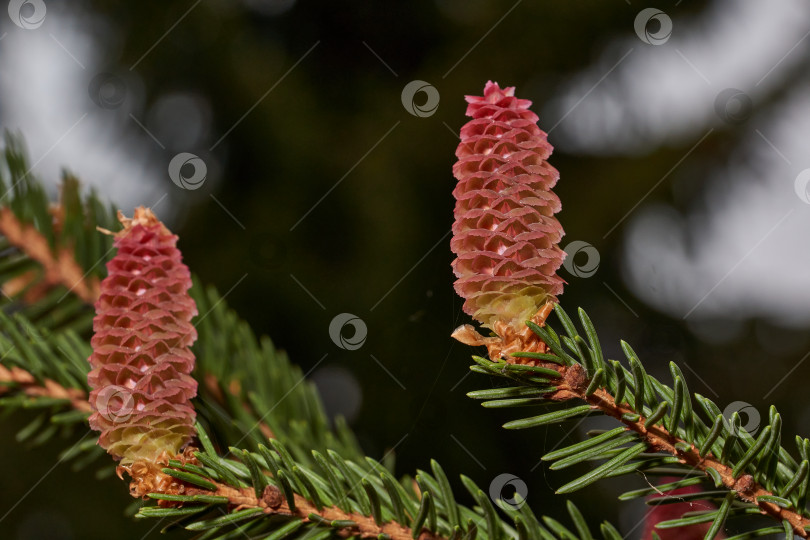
3,0 -> 810,538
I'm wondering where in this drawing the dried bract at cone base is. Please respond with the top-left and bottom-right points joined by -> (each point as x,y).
88,207 -> 198,467
123,447 -> 198,499
452,302 -> 553,361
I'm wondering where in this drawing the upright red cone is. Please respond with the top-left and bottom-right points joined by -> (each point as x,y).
88,207 -> 198,467
451,81 -> 565,351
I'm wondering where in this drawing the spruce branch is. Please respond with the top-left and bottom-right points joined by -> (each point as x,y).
0,362 -> 90,412
464,304 -> 810,538
546,357 -> 806,533
131,423 -> 624,540
129,424 -> 450,538
140,448 -> 442,539
0,205 -> 99,304
0,309 -> 92,414
0,306 -> 108,470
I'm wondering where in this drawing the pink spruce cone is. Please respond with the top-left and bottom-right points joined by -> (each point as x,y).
451,81 -> 565,331
88,207 -> 198,467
